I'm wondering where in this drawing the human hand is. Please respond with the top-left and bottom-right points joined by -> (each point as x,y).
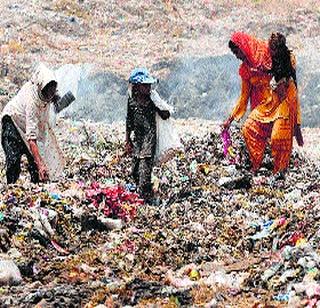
38,163 -> 49,182
125,141 -> 133,155
222,117 -> 233,130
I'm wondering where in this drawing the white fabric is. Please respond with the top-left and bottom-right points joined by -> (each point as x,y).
1,63 -> 65,180
151,90 -> 183,160
39,126 -> 65,180
151,90 -> 174,114
3,82 -> 51,141
156,115 -> 183,161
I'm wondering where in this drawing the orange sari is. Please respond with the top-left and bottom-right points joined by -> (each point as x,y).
230,32 -> 301,173
242,80 -> 301,173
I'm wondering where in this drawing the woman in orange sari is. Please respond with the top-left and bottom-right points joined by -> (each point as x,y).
223,32 -> 303,176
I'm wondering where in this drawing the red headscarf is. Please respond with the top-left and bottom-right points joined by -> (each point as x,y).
231,32 -> 272,76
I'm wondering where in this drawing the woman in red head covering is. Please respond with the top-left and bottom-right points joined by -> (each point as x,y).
223,32 -> 273,126
223,32 -> 303,177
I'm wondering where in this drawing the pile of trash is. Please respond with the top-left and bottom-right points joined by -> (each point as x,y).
0,119 -> 319,307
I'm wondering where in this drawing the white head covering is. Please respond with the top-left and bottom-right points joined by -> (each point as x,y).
31,63 -> 57,103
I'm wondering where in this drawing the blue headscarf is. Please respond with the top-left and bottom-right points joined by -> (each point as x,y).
128,68 -> 157,84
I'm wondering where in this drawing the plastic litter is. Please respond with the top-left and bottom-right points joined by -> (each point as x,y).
0,119 -> 318,306
0,258 -> 22,286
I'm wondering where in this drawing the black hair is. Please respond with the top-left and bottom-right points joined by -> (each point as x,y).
228,40 -> 238,51
269,33 -> 297,86
42,80 -> 57,93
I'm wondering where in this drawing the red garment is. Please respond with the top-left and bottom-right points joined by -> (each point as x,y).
231,32 -> 272,78
230,32 -> 273,114
242,118 -> 272,172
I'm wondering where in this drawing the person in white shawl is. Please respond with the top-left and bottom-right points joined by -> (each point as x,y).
1,63 -> 65,184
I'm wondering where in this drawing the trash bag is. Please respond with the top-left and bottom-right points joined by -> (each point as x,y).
0,258 -> 22,286
156,115 -> 184,162
151,90 -> 184,161
38,126 -> 65,181
221,128 -> 239,163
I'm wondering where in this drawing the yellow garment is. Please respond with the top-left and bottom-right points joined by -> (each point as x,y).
275,79 -> 301,125
241,79 -> 301,173
231,54 -> 300,125
231,53 -> 301,173
271,79 -> 301,173
231,74 -> 277,123
231,76 -> 301,125
251,79 -> 301,125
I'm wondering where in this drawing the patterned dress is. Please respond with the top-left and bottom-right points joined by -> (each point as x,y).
126,96 -> 157,201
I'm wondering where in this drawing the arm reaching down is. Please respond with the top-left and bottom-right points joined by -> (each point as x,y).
223,79 -> 251,129
231,79 -> 251,121
28,140 -> 49,181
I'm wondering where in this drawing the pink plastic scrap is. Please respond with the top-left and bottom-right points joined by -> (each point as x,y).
85,183 -> 144,221
51,240 -> 69,255
221,129 -> 232,157
221,129 -> 238,163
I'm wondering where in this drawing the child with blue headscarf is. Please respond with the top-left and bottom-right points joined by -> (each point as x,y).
126,68 -> 170,204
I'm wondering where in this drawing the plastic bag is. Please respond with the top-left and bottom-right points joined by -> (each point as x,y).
39,126 -> 65,181
221,128 -> 238,163
156,115 -> 183,162
0,259 -> 22,286
151,90 -> 183,161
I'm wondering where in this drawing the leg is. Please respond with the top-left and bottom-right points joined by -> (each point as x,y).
5,154 -> 22,184
138,158 -> 154,202
26,151 -> 39,183
131,156 -> 140,185
242,118 -> 272,172
271,118 -> 293,174
1,117 -> 24,184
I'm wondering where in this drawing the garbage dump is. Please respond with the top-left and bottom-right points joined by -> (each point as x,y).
0,119 -> 319,307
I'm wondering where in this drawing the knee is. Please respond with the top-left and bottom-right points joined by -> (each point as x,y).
242,121 -> 251,139
6,157 -> 21,169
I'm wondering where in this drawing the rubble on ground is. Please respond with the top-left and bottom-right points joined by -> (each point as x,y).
0,119 -> 319,307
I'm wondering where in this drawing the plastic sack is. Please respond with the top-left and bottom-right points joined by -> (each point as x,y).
156,115 -> 183,162
0,259 -> 22,286
151,90 -> 183,161
38,126 -> 65,181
